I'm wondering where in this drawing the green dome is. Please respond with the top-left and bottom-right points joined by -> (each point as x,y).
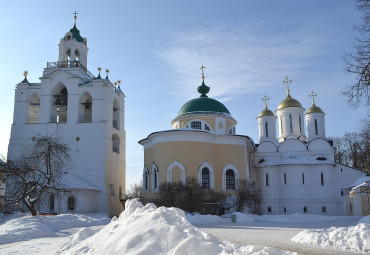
306,103 -> 324,114
178,97 -> 230,117
67,25 -> 84,43
258,107 -> 275,117
177,79 -> 230,117
277,93 -> 303,110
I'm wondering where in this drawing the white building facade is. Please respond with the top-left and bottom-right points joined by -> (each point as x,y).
7,19 -> 126,217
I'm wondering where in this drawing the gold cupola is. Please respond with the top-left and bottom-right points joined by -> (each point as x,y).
277,76 -> 303,110
306,91 -> 324,114
259,94 -> 275,117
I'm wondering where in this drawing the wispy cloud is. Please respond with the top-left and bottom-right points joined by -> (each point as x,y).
159,21 -> 326,103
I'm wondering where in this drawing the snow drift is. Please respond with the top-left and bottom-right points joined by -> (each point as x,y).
59,199 -> 292,255
291,220 -> 370,253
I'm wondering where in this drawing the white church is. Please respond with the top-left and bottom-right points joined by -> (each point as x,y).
140,74 -> 369,216
7,15 -> 126,217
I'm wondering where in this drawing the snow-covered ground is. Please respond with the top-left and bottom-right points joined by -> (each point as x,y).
0,200 -> 368,255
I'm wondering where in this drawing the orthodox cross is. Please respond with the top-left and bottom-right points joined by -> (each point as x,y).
309,90 -> 317,104
200,65 -> 206,80
73,11 -> 78,25
283,76 -> 292,94
262,94 -> 270,108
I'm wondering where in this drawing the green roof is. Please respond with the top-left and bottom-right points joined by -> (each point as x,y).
69,25 -> 84,42
177,80 -> 230,117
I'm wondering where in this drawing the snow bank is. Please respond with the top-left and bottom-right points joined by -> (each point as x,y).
291,223 -> 370,253
59,199 -> 292,255
0,212 -> 110,245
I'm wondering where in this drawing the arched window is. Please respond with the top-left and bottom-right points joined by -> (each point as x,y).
52,84 -> 68,123
27,93 -> 40,123
79,92 -> 92,123
299,114 -> 302,133
322,207 -> 326,213
284,207 -> 287,213
112,134 -> 120,153
143,167 -> 149,191
201,168 -> 210,189
265,122 -> 269,137
315,119 -> 318,135
228,126 -> 236,135
284,173 -> 287,185
68,196 -> 75,210
167,160 -> 186,184
184,120 -> 213,132
74,49 -> 80,61
303,206 -> 307,213
152,164 -> 159,190
280,116 -> 284,134
267,206 -> 272,213
113,99 -> 119,129
226,170 -> 235,190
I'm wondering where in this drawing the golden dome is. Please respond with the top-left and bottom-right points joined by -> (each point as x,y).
306,103 -> 324,114
277,93 -> 303,110
258,107 -> 275,117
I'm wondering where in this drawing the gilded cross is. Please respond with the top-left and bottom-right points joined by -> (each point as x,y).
283,76 -> 292,94
200,65 -> 206,80
262,94 -> 270,108
309,90 -> 317,104
73,11 -> 78,24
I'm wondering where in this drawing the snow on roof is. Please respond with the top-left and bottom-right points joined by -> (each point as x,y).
55,173 -> 101,191
348,175 -> 370,190
255,151 -> 335,167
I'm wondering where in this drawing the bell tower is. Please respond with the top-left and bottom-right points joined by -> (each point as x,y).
58,12 -> 88,68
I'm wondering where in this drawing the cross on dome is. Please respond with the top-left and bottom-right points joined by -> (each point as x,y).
283,76 -> 292,94
262,94 -> 270,108
309,90 -> 317,104
73,11 -> 78,25
200,65 -> 206,80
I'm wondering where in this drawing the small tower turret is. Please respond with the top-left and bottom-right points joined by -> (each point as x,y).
275,77 -> 306,142
305,91 -> 326,141
58,12 -> 88,68
257,94 -> 277,143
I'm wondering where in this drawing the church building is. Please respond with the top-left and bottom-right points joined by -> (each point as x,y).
7,15 -> 126,217
139,72 -> 367,216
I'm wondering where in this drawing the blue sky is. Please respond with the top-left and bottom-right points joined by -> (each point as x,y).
0,1 -> 368,191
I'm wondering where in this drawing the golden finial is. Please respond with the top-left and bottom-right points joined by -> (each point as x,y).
114,82 -> 117,88
200,65 -> 206,81
117,80 -> 121,86
309,90 -> 317,105
262,94 -> 270,108
24,71 -> 28,77
73,11 -> 78,25
106,69 -> 109,74
98,67 -> 101,71
283,76 -> 292,94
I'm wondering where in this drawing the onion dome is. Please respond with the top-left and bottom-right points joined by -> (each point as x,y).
306,103 -> 324,114
306,91 -> 324,114
259,106 -> 275,117
277,93 -> 303,110
177,80 -> 230,117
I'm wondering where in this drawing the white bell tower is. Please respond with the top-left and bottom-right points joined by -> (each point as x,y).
257,94 -> 277,143
58,12 -> 88,68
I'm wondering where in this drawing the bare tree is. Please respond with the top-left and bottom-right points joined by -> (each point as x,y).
127,181 -> 144,201
343,0 -> 370,107
2,136 -> 70,216
235,179 -> 261,214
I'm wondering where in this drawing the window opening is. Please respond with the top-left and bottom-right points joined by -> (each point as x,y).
302,173 -> 305,185
314,119 -> 318,135
112,134 -> 120,153
191,121 -> 201,130
321,173 -> 324,186
299,115 -> 302,133
289,114 -> 293,133
109,184 -> 115,197
49,194 -> 55,211
280,116 -> 283,134
226,169 -> 235,190
303,207 -> 307,213
265,122 -> 269,137
202,168 -> 210,189
284,207 -> 287,213
266,173 -> 269,186
205,124 -> 211,131
68,196 -> 75,210
322,207 -> 326,213
267,207 -> 271,213
284,173 -> 287,185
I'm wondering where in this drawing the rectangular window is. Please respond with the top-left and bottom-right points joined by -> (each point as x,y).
284,173 -> 287,185
280,116 -> 283,134
302,173 -> 305,185
315,119 -> 318,135
321,173 -> 324,186
265,122 -> 269,137
289,114 -> 293,133
109,184 -> 115,197
191,121 -> 201,130
299,115 -> 302,133
266,173 -> 269,186
119,186 -> 123,199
